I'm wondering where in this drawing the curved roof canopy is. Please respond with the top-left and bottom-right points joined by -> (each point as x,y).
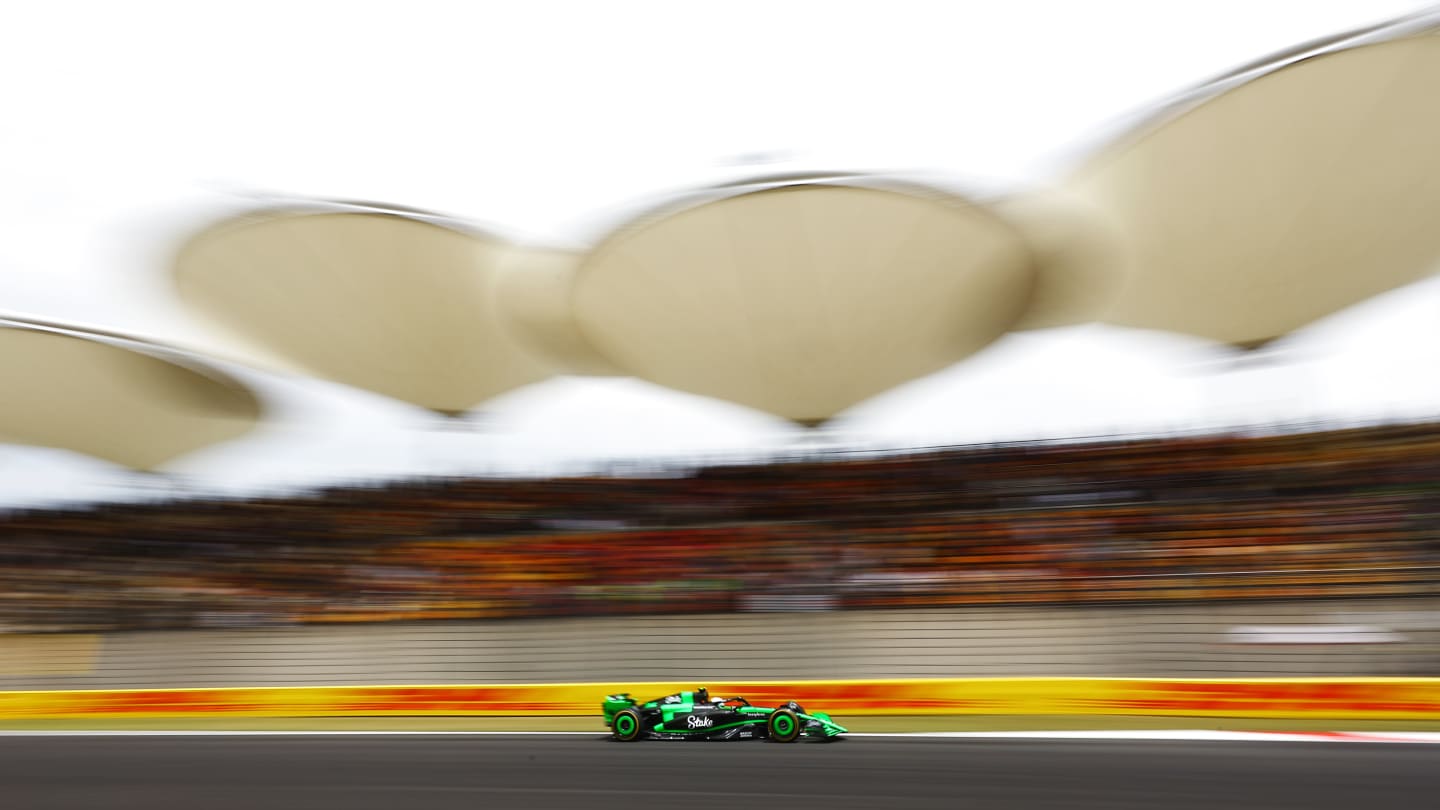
172,206 -> 551,415
569,180 -> 1036,424
0,321 -> 261,470
994,187 -> 1132,332
493,246 -> 622,376
1068,25 -> 1440,347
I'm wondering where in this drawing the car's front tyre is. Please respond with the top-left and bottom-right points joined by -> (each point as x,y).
612,708 -> 643,742
767,709 -> 801,743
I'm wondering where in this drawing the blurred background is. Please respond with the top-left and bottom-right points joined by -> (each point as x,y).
3,0 -> 1440,692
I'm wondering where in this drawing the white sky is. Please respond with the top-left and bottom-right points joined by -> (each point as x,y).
1,0 -> 1438,507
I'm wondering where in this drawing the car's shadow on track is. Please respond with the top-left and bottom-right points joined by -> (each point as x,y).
602,736 -> 846,744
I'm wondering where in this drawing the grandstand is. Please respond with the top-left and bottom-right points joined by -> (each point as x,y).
4,418 -> 1437,634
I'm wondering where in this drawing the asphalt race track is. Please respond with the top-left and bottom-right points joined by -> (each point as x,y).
0,734 -> 1431,809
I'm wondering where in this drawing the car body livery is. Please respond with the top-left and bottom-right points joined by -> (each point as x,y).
602,687 -> 847,742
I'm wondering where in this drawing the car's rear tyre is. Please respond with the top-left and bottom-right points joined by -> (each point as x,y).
767,709 -> 801,743
612,709 -> 643,742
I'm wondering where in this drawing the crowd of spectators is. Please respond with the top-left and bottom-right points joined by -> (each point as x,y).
2,420 -> 1439,632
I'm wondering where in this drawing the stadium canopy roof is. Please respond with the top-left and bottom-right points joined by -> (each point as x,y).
0,318 -> 261,470
1066,12 -> 1440,348
566,176 -> 1036,425
171,203 -> 553,415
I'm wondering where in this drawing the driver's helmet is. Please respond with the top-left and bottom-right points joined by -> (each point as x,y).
694,687 -> 709,703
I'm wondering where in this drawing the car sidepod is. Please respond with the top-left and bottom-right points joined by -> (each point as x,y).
651,704 -> 770,741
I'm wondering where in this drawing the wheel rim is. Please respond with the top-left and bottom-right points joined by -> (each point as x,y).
616,714 -> 636,737
774,715 -> 794,736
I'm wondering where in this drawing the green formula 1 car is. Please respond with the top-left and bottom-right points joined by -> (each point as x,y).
602,687 -> 848,742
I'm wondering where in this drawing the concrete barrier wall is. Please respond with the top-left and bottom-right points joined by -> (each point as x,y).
5,678 -> 1440,720
3,598 -> 1438,692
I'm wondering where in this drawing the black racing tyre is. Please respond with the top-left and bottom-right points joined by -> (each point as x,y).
767,708 -> 801,743
612,708 -> 643,742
